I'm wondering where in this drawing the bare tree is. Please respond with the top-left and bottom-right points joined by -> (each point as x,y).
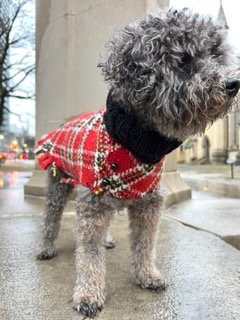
0,0 -> 35,127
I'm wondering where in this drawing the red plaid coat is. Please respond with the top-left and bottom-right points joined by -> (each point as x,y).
36,110 -> 165,199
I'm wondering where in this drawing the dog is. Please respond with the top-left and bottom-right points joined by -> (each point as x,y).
36,9 -> 239,318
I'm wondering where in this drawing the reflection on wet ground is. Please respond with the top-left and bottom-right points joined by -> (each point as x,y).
0,170 -> 73,218
0,171 -> 45,218
0,171 -> 32,189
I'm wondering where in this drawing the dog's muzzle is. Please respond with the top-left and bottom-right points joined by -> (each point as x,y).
225,78 -> 240,98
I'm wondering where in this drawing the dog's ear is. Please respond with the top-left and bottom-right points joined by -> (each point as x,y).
98,20 -> 163,108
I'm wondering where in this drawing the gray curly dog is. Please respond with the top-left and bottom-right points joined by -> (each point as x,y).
36,9 -> 239,318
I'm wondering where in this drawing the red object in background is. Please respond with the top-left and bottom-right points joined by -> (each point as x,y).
19,152 -> 29,160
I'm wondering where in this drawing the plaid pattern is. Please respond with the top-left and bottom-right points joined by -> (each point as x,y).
36,110 -> 165,199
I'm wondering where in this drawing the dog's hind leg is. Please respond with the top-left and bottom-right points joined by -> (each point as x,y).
73,190 -> 114,317
128,191 -> 165,291
37,167 -> 73,260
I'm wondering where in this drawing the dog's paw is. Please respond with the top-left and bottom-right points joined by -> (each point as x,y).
136,273 -> 166,292
73,301 -> 103,318
73,290 -> 104,318
36,247 -> 56,260
103,239 -> 116,249
103,233 -> 116,249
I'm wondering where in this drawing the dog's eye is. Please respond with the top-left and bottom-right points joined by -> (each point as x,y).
179,53 -> 193,68
141,70 -> 151,76
211,38 -> 222,57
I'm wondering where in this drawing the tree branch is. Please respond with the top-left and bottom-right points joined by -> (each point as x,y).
4,65 -> 35,82
8,94 -> 35,100
0,0 -> 29,66
0,0 -> 35,127
8,66 -> 35,92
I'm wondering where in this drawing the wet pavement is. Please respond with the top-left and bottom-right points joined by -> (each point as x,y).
178,163 -> 240,199
0,170 -> 32,190
0,171 -> 43,218
0,169 -> 240,319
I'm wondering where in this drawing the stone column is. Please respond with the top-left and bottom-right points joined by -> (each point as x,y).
211,118 -> 228,163
35,0 -> 148,138
146,0 -> 169,12
235,103 -> 240,163
25,0 -> 191,205
228,113 -> 237,150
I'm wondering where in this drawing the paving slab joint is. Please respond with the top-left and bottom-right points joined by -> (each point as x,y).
163,216 -> 240,251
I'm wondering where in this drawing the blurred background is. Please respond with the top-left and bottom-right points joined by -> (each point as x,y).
0,0 -> 35,163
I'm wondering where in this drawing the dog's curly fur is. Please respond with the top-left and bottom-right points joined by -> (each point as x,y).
99,8 -> 236,140
37,9 -> 239,318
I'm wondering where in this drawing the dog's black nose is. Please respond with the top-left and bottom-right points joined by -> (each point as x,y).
225,78 -> 240,98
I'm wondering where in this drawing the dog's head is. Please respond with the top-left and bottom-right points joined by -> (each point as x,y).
99,9 -> 239,140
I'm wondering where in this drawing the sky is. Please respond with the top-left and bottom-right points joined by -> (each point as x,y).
9,0 -> 35,137
170,0 -> 240,52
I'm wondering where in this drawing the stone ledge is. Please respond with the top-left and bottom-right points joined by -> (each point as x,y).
165,193 -> 240,250
181,174 -> 240,198
24,170 -> 48,197
161,171 -> 192,206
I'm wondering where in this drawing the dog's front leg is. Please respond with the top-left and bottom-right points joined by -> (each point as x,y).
128,191 -> 165,291
37,168 -> 73,260
73,191 -> 113,317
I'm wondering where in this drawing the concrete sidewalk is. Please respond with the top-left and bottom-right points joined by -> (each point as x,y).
176,164 -> 240,249
0,177 -> 240,319
178,163 -> 240,198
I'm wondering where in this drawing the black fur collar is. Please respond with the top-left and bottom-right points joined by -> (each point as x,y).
103,92 -> 182,165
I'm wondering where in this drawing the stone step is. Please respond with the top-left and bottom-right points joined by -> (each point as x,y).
165,192 -> 240,250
